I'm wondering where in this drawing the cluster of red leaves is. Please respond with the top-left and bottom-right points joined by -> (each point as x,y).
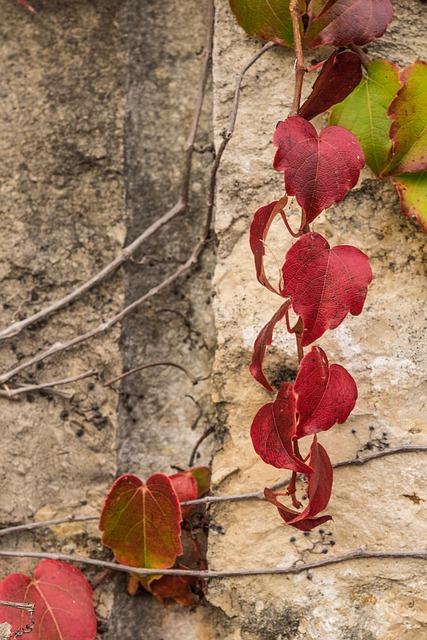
245,3 -> 383,531
99,467 -> 211,606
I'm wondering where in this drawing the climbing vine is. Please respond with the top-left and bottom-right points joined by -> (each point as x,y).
0,0 -> 426,637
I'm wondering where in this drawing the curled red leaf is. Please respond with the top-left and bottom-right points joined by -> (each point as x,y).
250,382 -> 313,473
273,117 -> 364,223
264,436 -> 333,531
249,300 -> 291,392
249,196 -> 288,294
295,346 -> 357,437
281,232 -> 372,346
0,560 -> 96,640
299,49 -> 362,121
305,0 -> 393,49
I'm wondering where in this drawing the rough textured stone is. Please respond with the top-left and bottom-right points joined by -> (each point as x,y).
209,2 -> 427,639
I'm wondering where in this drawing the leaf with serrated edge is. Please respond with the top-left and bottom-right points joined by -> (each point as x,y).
305,0 -> 393,49
228,0 -> 305,47
384,61 -> 427,176
281,232 -> 372,346
392,172 -> 427,233
250,382 -> 313,473
0,560 -> 96,640
295,346 -> 357,438
264,436 -> 333,531
249,196 -> 288,295
99,474 -> 182,589
300,49 -> 362,121
330,60 -> 401,176
273,117 -> 364,223
249,300 -> 291,392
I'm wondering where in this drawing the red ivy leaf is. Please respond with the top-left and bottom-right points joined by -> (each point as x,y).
249,300 -> 291,392
250,382 -> 313,473
305,0 -> 393,49
99,474 -> 183,588
295,346 -> 357,437
0,560 -> 96,640
273,117 -> 364,224
299,49 -> 362,121
169,472 -> 198,503
249,196 -> 288,294
264,436 -> 333,531
281,232 -> 372,346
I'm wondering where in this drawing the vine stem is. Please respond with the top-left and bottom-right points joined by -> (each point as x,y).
0,548 -> 425,580
0,445 -> 425,538
289,0 -> 307,116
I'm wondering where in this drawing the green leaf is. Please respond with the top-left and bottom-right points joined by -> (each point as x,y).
228,0 -> 305,47
392,172 -> 427,233
384,61 -> 427,176
99,474 -> 183,589
330,60 -> 400,176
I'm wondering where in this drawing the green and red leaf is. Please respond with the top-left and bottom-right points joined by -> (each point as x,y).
273,117 -> 364,224
305,0 -> 393,49
0,560 -> 96,640
228,0 -> 305,47
99,474 -> 183,588
384,61 -> 427,176
299,49 -> 362,121
330,60 -> 401,176
264,436 -> 333,530
295,346 -> 357,437
281,232 -> 372,346
250,382 -> 313,473
392,171 -> 427,233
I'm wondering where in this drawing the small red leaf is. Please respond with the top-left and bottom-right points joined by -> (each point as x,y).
249,196 -> 288,294
249,300 -> 291,392
169,472 -> 199,503
273,117 -> 364,223
264,436 -> 333,530
99,474 -> 183,587
299,49 -> 362,121
305,0 -> 393,49
281,232 -> 372,346
250,383 -> 313,473
0,560 -> 96,640
295,346 -> 357,437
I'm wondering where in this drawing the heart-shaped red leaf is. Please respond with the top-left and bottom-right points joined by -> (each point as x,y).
305,0 -> 393,49
249,300 -> 291,392
299,49 -> 362,121
99,474 -> 182,588
249,196 -> 288,294
169,472 -> 199,503
281,232 -> 372,346
250,382 -> 313,473
273,117 -> 364,224
295,346 -> 357,437
264,436 -> 333,530
0,560 -> 96,640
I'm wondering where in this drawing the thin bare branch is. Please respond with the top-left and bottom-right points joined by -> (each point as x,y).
0,26 -> 276,387
188,426 -> 216,467
0,548 -> 426,580
104,362 -> 197,387
0,0 -> 215,345
0,370 -> 97,399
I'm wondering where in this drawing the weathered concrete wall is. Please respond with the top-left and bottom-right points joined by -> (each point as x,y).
0,0 -> 126,634
209,1 -> 427,639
